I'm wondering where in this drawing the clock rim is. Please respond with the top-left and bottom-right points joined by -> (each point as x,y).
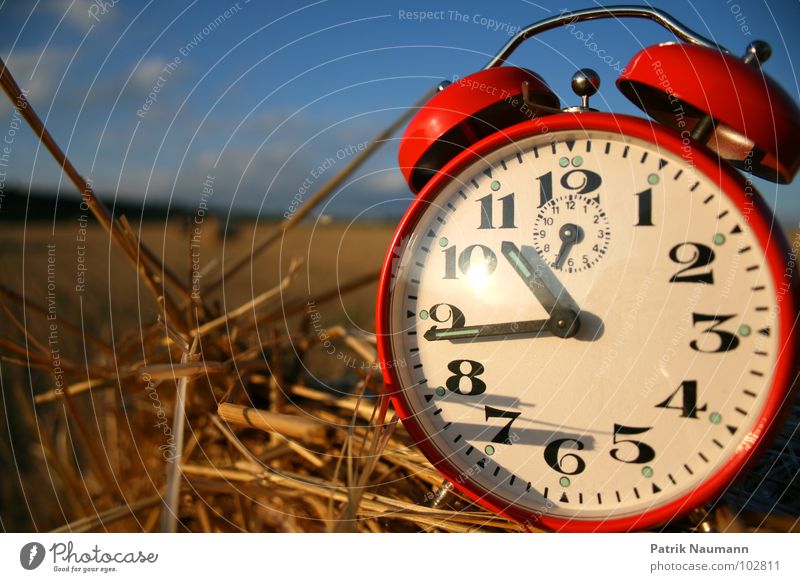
375,111 -> 799,532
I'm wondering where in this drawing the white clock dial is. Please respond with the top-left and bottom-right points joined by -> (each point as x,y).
387,129 -> 780,524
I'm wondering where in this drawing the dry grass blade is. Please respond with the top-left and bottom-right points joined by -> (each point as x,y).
0,338 -> 56,369
136,361 -> 228,380
42,379 -> 100,402
117,213 -> 188,296
159,337 -> 198,533
191,258 -> 301,337
0,285 -> 113,356
257,269 -> 379,327
217,403 -> 327,442
51,494 -> 164,533
0,58 -> 185,328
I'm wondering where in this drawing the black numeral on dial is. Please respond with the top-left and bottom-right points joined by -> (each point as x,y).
544,438 -> 586,475
561,168 -> 602,197
484,406 -> 521,444
536,169 -> 602,208
610,424 -> 656,464
543,424 -> 657,475
668,242 -> 715,284
443,244 -> 498,280
445,359 -> 486,396
690,313 -> 740,352
537,171 -> 553,207
477,193 -> 516,229
428,303 -> 465,330
655,380 -> 707,418
634,187 -> 654,226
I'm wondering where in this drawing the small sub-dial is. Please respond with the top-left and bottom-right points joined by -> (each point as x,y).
532,194 -> 610,272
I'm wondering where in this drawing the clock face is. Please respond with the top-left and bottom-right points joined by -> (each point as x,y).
381,118 -> 793,530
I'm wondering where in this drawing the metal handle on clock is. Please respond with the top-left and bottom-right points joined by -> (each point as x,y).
484,4 -> 727,70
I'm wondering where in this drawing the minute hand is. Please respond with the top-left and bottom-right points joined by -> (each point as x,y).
425,318 -> 556,341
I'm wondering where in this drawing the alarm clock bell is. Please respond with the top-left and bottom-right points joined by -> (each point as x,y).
398,67 -> 559,193
618,42 -> 800,184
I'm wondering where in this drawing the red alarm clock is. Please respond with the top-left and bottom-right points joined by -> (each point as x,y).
376,6 -> 800,531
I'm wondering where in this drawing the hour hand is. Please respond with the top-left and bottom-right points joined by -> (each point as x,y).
501,240 -> 561,314
520,245 -> 581,313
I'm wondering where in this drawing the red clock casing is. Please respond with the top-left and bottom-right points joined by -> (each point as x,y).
376,112 -> 799,532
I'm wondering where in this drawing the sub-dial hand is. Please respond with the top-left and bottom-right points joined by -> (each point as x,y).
424,310 -> 580,341
554,223 -> 582,269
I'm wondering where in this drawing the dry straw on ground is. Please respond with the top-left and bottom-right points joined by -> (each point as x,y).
0,58 -> 797,533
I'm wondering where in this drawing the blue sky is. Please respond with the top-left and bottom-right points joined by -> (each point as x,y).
1,0 -> 799,223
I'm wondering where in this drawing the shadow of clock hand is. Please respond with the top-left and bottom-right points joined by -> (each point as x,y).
456,397 -> 612,435
572,310 -> 604,341
443,421 -> 596,449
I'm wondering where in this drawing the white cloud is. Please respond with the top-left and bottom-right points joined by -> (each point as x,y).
354,169 -> 405,195
50,0 -> 115,33
131,57 -> 169,90
0,47 -> 69,111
